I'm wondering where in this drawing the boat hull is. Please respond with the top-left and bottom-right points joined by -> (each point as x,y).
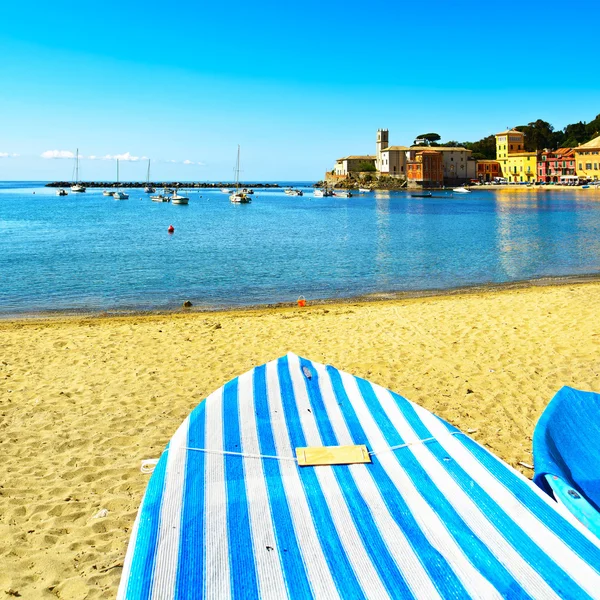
118,353 -> 600,600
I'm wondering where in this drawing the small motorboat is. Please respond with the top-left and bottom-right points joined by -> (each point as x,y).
103,189 -> 114,196
144,186 -> 156,193
171,192 -> 189,205
453,186 -> 471,194
151,194 -> 170,202
113,191 -> 129,200
334,190 -> 352,198
359,187 -> 372,193
241,188 -> 254,195
221,188 -> 232,194
287,189 -> 303,196
56,188 -> 68,196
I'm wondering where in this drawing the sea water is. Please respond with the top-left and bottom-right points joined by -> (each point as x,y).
1,182 -> 600,315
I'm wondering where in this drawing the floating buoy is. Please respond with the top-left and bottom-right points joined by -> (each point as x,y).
168,225 -> 175,233
297,296 -> 307,307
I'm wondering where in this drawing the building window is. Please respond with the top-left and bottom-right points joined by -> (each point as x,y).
586,163 -> 592,170
579,163 -> 582,170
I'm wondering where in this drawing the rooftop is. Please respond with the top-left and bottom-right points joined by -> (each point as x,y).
575,135 -> 600,151
336,155 -> 376,161
381,146 -> 410,152
496,129 -> 524,136
410,146 -> 470,152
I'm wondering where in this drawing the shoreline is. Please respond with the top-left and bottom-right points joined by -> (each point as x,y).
2,271 -> 600,322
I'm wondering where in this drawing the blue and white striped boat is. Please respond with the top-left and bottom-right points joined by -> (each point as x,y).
118,353 -> 600,599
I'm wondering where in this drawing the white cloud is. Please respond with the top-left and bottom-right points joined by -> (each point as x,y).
183,159 -> 194,165
41,150 -> 74,159
98,152 -> 141,162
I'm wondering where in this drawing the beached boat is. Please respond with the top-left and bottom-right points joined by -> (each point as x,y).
118,353 -> 600,600
113,159 -> 129,200
453,186 -> 471,193
70,149 -> 86,193
230,146 -> 251,204
144,159 -> 155,194
55,188 -> 68,196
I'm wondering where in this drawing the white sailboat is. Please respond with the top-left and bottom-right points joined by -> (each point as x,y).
230,145 -> 251,203
70,149 -> 86,193
144,159 -> 155,193
113,159 -> 129,200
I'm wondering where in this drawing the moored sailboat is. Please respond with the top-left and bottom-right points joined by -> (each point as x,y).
230,145 -> 251,204
70,149 -> 86,193
144,160 -> 155,193
113,159 -> 129,200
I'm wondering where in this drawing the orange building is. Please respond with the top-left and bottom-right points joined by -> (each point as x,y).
407,150 -> 443,187
477,160 -> 502,182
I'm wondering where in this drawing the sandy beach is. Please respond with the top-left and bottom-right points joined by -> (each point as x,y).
1,281 -> 599,598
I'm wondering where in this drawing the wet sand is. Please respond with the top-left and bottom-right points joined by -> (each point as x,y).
1,281 -> 599,597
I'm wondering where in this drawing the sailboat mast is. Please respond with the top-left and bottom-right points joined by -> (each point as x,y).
236,145 -> 240,191
147,159 -> 150,184
117,159 -> 119,187
75,148 -> 79,183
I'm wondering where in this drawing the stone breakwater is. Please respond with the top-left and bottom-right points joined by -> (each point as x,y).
45,181 -> 281,189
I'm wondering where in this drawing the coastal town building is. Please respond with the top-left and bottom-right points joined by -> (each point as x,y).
407,150 -> 443,187
574,135 -> 600,181
328,129 -> 474,187
537,148 -> 576,183
495,129 -> 537,182
376,129 -> 409,178
333,155 -> 376,177
477,160 -> 502,182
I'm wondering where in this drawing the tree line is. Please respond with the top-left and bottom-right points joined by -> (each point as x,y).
414,113 -> 600,160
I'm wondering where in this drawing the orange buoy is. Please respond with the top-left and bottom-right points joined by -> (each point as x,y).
297,296 -> 307,307
168,225 -> 175,233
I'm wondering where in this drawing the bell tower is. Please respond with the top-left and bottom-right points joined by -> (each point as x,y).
376,129 -> 389,171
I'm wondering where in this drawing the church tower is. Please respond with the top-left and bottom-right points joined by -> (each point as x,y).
376,129 -> 389,172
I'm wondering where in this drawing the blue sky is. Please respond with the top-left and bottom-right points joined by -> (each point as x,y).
1,0 -> 599,181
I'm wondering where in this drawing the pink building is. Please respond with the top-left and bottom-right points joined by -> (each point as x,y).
538,148 -> 576,183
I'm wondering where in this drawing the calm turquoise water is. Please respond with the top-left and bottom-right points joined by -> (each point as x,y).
1,182 -> 600,315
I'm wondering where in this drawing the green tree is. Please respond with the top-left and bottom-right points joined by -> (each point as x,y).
356,161 -> 376,172
516,120 -> 556,151
415,133 -> 441,145
463,134 -> 496,160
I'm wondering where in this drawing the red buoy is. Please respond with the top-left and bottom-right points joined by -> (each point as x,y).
168,225 -> 175,233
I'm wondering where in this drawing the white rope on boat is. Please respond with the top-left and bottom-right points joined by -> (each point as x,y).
140,431 -> 468,471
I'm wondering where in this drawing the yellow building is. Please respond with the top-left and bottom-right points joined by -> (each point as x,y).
574,135 -> 600,181
495,129 -> 537,183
